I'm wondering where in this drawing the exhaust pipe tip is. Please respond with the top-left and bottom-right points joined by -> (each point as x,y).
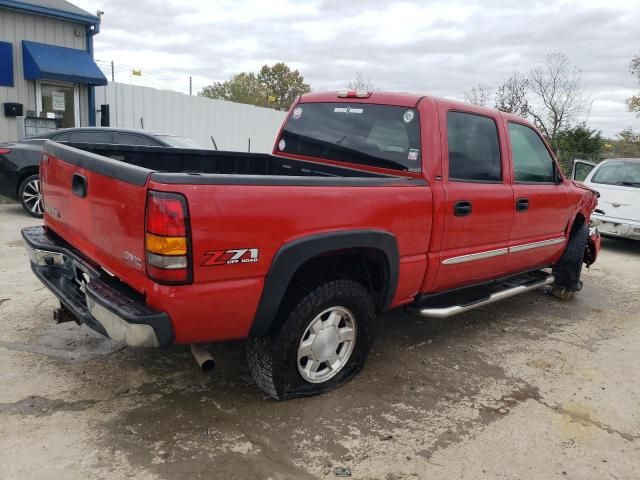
190,344 -> 215,372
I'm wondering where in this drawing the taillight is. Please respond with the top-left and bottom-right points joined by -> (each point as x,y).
0,148 -> 11,155
337,90 -> 372,98
145,191 -> 192,285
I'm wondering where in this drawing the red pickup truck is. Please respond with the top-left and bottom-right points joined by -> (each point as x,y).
23,91 -> 600,400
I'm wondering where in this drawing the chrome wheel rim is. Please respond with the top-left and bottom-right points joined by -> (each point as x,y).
22,179 -> 43,215
297,306 -> 357,384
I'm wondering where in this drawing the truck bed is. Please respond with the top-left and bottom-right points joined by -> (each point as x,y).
48,141 -> 404,185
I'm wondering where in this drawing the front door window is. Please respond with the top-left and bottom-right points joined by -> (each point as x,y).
38,82 -> 78,128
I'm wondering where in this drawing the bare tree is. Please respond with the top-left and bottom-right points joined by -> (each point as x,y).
347,72 -> 375,91
494,71 -> 529,117
627,54 -> 640,116
463,84 -> 492,107
528,53 -> 585,145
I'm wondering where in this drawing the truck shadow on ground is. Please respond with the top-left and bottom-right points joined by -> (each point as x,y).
600,236 -> 640,255
84,281 -> 619,479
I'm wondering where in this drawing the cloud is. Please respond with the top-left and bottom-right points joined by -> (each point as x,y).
76,0 -> 639,136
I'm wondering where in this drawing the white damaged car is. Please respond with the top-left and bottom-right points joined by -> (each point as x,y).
573,158 -> 640,240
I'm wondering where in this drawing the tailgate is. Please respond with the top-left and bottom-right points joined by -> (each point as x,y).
41,141 -> 152,294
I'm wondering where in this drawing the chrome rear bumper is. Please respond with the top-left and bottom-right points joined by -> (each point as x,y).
22,226 -> 173,348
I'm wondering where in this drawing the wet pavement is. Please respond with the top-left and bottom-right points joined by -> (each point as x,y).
1,202 -> 639,479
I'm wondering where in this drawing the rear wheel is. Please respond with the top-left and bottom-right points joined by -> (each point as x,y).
552,224 -> 589,298
247,279 -> 375,400
19,174 -> 44,218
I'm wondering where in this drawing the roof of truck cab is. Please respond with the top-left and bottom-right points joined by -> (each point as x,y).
298,92 -> 515,119
299,91 -> 427,107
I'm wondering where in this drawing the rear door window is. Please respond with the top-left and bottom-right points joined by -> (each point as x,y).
52,132 -> 70,142
508,122 -> 555,183
68,130 -> 113,143
447,111 -> 502,182
278,103 -> 421,172
113,132 -> 159,146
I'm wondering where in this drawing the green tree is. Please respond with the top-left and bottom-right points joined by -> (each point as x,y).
627,55 -> 640,116
199,72 -> 266,106
553,123 -> 603,172
199,63 -> 310,110
257,62 -> 311,111
604,128 -> 640,158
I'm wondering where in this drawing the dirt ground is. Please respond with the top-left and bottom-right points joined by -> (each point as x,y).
0,201 -> 639,480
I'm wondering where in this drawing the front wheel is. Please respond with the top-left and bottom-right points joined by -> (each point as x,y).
552,224 -> 589,297
19,174 -> 44,218
247,279 -> 375,400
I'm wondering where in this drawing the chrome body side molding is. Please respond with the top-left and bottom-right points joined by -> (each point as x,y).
442,238 -> 565,265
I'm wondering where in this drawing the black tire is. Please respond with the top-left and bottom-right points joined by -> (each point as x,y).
19,174 -> 44,218
553,224 -> 589,291
247,279 -> 375,400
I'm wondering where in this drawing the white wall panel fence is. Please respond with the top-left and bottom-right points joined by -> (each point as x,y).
93,82 -> 287,153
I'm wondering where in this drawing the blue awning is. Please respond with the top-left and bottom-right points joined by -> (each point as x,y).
22,40 -> 107,86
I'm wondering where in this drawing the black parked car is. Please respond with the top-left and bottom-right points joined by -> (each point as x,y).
0,128 -> 203,217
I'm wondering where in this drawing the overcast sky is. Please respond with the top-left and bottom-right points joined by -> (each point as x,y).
74,0 -> 639,137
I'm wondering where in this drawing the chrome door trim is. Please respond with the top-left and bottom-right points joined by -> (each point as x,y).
441,237 -> 565,265
442,248 -> 509,265
509,237 -> 565,253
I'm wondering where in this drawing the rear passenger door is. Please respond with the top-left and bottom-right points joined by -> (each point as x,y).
433,110 -> 515,291
506,122 -> 571,273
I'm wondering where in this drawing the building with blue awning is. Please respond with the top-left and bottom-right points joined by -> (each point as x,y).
0,0 -> 107,141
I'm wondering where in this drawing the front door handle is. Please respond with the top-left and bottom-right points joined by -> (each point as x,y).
454,200 -> 472,217
72,173 -> 88,198
516,197 -> 529,212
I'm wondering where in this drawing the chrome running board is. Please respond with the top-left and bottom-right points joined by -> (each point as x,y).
411,274 -> 555,319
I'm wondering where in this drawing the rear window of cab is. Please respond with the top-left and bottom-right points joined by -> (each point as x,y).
277,103 -> 421,172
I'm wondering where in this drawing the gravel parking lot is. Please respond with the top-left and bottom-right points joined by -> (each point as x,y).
1,201 -> 639,480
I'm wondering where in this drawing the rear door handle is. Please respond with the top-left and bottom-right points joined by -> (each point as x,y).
72,173 -> 88,198
516,197 -> 529,212
454,200 -> 472,217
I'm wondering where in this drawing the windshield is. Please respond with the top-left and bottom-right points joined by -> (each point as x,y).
591,160 -> 640,188
155,135 -> 203,149
277,102 -> 421,172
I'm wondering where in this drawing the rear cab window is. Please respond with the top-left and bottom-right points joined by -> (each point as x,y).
277,103 -> 421,172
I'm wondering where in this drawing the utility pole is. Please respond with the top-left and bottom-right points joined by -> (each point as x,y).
189,76 -> 192,96
110,60 -> 115,82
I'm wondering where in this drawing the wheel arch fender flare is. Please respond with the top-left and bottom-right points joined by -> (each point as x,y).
249,229 -> 400,337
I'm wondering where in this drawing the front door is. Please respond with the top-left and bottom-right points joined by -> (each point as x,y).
506,121 -> 572,274
37,81 -> 79,129
433,109 -> 515,291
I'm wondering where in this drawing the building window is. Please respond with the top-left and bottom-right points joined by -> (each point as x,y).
36,80 -> 79,129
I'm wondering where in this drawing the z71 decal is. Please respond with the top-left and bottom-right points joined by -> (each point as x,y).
202,248 -> 259,266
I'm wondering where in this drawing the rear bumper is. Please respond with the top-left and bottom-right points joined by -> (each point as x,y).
22,226 -> 173,348
592,215 -> 640,240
